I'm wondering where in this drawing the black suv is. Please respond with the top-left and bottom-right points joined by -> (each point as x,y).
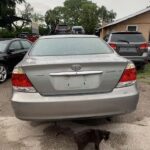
105,32 -> 148,68
0,39 -> 32,83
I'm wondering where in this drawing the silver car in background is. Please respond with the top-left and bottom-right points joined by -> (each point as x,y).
72,26 -> 85,34
11,35 -> 139,120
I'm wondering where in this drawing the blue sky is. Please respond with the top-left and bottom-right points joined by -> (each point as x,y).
20,0 -> 150,19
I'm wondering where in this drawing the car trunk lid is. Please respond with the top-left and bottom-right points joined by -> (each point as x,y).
21,54 -> 128,96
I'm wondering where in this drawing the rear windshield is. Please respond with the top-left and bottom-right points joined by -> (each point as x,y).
30,37 -> 113,56
73,28 -> 82,32
111,33 -> 145,42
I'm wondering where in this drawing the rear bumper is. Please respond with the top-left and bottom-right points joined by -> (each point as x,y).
11,85 -> 139,120
124,53 -> 148,65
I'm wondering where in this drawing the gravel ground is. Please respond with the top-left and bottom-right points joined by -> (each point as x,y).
0,80 -> 150,150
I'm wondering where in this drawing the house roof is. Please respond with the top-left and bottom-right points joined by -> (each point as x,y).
100,7 -> 150,29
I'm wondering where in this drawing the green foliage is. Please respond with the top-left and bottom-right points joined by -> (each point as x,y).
0,0 -> 24,18
45,6 -> 64,33
31,13 -> 44,23
45,0 -> 116,34
0,0 -> 25,30
138,64 -> 150,79
39,25 -> 49,35
80,2 -> 99,34
0,29 -> 17,38
138,63 -> 150,84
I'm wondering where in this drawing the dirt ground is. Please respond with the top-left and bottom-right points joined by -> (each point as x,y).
0,80 -> 150,150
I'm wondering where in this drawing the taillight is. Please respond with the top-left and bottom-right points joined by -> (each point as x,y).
109,43 -> 117,50
117,62 -> 137,88
139,43 -> 148,52
11,67 -> 36,93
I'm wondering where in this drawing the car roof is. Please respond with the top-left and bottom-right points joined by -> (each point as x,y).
111,32 -> 142,34
40,35 -> 97,39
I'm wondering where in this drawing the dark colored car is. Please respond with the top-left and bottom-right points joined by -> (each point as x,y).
105,32 -> 148,68
55,25 -> 71,34
0,39 -> 32,83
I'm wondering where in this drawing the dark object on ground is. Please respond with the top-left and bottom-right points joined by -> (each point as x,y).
74,129 -> 110,150
105,32 -> 149,68
43,123 -> 110,150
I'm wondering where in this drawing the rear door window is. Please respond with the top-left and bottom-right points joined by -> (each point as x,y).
111,33 -> 145,42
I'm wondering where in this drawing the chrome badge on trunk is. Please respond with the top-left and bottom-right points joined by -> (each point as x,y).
71,64 -> 82,72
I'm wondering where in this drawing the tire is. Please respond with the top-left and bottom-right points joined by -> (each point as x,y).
0,64 -> 8,83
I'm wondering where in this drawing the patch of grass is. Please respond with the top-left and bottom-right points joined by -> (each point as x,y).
137,63 -> 150,84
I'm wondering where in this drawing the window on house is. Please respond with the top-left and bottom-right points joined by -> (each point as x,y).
127,25 -> 138,32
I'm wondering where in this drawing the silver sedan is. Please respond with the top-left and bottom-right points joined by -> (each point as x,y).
11,35 -> 139,120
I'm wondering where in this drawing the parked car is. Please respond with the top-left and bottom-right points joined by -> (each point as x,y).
55,25 -> 71,34
104,32 -> 148,68
18,32 -> 39,43
11,35 -> 139,121
0,39 -> 32,83
72,26 -> 85,34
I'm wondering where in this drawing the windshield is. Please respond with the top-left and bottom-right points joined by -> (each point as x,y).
111,33 -> 145,43
30,37 -> 113,56
0,41 -> 8,52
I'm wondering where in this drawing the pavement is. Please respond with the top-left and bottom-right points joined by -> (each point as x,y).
0,80 -> 150,150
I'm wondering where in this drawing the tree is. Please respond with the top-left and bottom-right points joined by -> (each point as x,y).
0,0 -> 24,18
0,0 -> 25,29
80,2 -> 100,34
45,0 -> 117,34
98,6 -> 116,24
13,2 -> 33,31
63,0 -> 87,25
45,7 -> 64,33
31,13 -> 44,23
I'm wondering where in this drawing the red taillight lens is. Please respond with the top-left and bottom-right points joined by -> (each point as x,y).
119,68 -> 136,83
117,62 -> 137,88
12,73 -> 32,87
109,43 -> 117,50
140,43 -> 148,50
11,67 -> 36,93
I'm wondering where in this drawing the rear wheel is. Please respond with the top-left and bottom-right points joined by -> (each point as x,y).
0,64 -> 8,83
